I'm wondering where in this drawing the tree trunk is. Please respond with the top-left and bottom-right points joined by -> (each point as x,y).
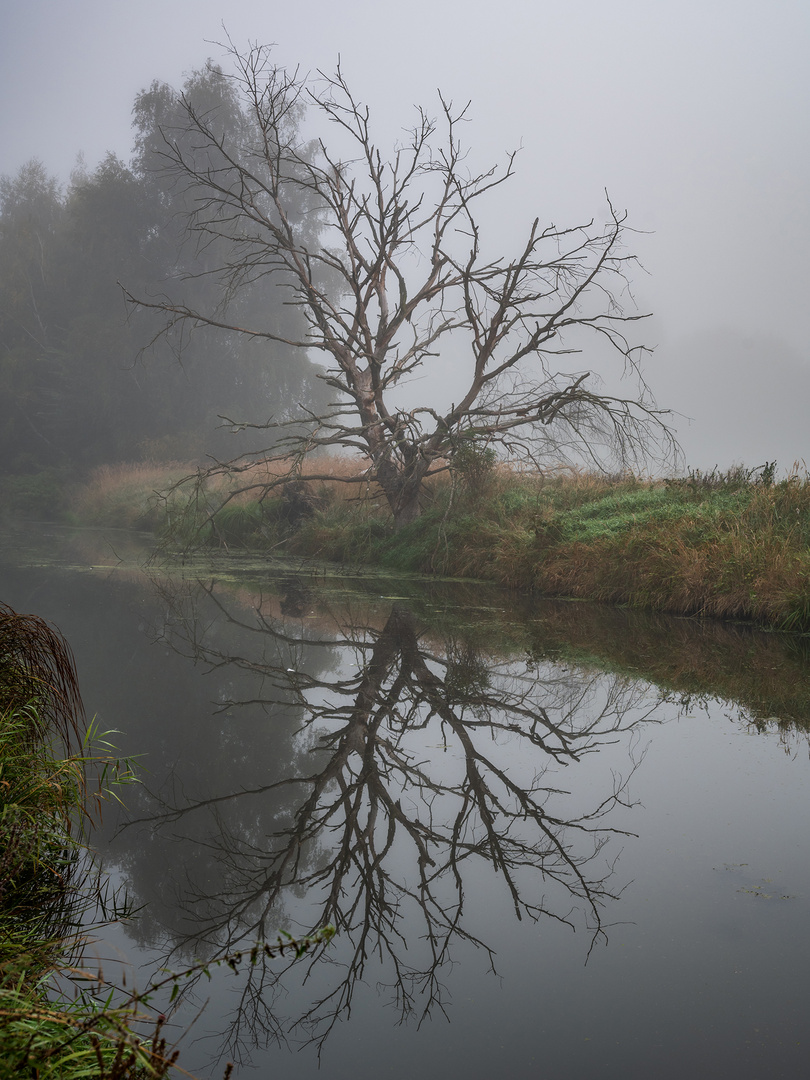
392,492 -> 422,530
375,456 -> 425,530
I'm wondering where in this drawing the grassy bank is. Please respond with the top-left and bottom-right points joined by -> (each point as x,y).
68,458 -> 810,632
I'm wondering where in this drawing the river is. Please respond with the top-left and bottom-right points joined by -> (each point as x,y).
2,523 -> 810,1079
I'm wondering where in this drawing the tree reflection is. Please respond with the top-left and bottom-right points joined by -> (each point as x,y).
122,576 -> 656,1061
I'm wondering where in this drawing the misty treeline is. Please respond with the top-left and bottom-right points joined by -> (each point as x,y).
0,65 -> 325,476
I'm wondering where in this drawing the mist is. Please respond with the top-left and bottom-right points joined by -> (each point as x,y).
1,0 -> 808,472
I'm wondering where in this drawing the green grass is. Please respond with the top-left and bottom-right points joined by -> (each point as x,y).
0,715 -> 154,1074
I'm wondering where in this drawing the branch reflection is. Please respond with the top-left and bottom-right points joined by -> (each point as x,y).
125,575 -> 657,1061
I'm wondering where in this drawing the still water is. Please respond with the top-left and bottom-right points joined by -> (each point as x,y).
3,524 -> 810,1079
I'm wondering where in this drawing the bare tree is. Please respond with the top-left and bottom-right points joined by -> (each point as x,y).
128,41 -> 673,528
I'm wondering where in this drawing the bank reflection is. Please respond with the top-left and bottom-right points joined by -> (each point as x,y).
120,575 -> 657,1060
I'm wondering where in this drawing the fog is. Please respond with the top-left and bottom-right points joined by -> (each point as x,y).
2,0 -> 808,471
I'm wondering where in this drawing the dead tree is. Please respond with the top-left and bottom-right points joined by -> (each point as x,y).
127,42 -> 674,528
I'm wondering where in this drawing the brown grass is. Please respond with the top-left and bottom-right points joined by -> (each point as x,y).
71,461 -> 198,530
210,453 -> 380,500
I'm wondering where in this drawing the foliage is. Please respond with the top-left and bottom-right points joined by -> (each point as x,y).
0,601 -> 84,748
0,66 -> 326,486
0,929 -> 335,1080
450,433 -> 498,501
68,462 -> 199,532
664,461 -> 778,495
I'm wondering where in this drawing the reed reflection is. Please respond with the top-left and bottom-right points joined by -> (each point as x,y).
123,576 -> 657,1059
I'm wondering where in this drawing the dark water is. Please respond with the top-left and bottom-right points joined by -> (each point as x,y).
3,524 -> 810,1079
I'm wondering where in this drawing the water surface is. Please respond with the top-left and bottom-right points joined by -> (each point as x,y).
2,524 -> 809,1079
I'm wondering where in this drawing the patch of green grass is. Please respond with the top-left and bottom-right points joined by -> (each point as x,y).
290,499 -> 393,564
210,501 -> 267,546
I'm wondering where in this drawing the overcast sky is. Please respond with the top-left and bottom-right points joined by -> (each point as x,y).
2,0 -> 808,471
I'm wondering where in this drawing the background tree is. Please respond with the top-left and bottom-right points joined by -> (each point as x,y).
0,65 -> 326,479
0,161 -> 66,470
128,43 -> 674,529
129,63 -> 327,460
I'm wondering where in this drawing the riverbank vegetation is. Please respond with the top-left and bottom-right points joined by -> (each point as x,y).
0,600 -> 333,1077
65,455 -> 810,633
0,603 -> 183,1077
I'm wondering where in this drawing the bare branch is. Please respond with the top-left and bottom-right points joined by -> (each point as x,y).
125,41 -> 676,531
